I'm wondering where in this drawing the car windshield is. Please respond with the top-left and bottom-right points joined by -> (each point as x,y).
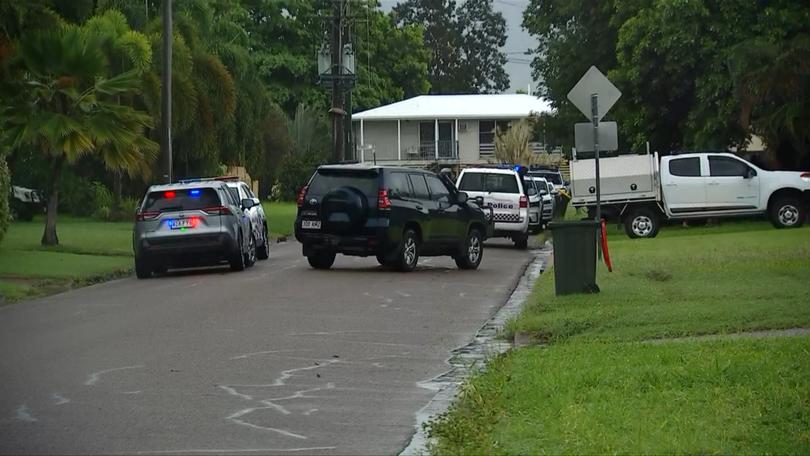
143,188 -> 221,212
308,169 -> 378,198
459,172 -> 520,194
532,171 -> 562,185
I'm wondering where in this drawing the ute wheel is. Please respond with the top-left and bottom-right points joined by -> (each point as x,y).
257,226 -> 270,260
770,196 -> 805,229
624,206 -> 660,238
135,257 -> 152,279
307,250 -> 336,269
513,233 -> 529,249
230,235 -> 246,271
455,228 -> 483,270
395,229 -> 419,272
244,234 -> 257,267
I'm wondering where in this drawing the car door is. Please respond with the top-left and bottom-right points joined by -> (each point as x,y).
425,174 -> 462,245
706,155 -> 760,210
662,156 -> 708,213
222,186 -> 250,249
385,171 -> 419,244
407,173 -> 437,250
239,183 -> 262,240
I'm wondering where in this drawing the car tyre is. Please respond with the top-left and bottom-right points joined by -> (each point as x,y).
770,196 -> 805,229
307,250 -> 336,269
513,233 -> 529,249
256,226 -> 270,260
230,235 -> 246,271
455,228 -> 483,270
135,257 -> 152,279
244,234 -> 257,267
624,206 -> 660,238
395,229 -> 419,272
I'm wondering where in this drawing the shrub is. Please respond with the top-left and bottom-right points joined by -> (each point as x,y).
90,181 -> 114,220
276,152 -> 324,201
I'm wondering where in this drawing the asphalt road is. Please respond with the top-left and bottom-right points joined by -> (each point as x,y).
0,240 -> 532,455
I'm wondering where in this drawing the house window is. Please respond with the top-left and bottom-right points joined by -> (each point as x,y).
478,120 -> 510,145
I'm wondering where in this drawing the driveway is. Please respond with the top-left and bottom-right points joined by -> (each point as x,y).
0,240 -> 533,455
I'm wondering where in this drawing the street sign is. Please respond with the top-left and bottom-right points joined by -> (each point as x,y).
567,66 -> 622,122
574,122 -> 618,152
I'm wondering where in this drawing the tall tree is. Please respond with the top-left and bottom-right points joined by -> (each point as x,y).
0,24 -> 157,245
395,0 -> 508,94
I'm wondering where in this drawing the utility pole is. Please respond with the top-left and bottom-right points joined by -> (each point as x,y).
161,0 -> 172,183
330,0 -> 345,163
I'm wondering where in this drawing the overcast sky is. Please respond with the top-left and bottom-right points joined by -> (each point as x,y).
378,0 -> 538,94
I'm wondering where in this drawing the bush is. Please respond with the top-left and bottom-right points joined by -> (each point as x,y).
59,172 -> 96,216
90,181 -> 114,220
0,157 -> 10,243
276,152 -> 325,201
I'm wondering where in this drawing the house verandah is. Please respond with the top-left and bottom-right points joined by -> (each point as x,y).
351,94 -> 553,166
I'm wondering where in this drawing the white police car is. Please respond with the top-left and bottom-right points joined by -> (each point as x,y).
456,166 -> 531,249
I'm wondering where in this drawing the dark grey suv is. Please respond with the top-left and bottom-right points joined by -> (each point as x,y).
295,165 -> 492,271
133,181 -> 256,278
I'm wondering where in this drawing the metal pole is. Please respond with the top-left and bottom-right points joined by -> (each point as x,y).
330,0 -> 344,163
591,94 -> 601,260
160,0 -> 172,183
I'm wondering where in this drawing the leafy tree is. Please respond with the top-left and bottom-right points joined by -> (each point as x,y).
0,24 -> 157,245
353,8 -> 431,111
395,0 -> 508,93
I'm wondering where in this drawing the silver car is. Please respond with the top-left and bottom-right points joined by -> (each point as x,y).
532,177 -> 555,225
223,179 -> 270,260
133,181 -> 256,278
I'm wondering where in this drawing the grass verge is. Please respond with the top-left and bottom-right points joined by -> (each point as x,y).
427,221 -> 810,454
263,201 -> 297,238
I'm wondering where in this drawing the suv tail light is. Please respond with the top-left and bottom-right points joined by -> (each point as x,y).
203,206 -> 232,216
378,188 -> 392,210
297,186 -> 309,207
801,172 -> 810,181
519,195 -> 528,208
136,210 -> 159,221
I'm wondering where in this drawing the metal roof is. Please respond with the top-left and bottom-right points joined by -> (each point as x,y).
353,94 -> 553,121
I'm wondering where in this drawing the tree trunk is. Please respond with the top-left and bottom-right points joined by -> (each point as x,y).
114,171 -> 123,205
41,157 -> 64,246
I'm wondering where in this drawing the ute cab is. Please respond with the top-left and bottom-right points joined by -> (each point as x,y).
456,166 -> 531,249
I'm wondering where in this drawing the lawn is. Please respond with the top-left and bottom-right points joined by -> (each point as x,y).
0,217 -> 133,303
263,201 -> 297,237
427,221 -> 810,454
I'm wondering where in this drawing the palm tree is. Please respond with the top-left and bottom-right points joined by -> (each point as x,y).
1,24 -> 157,245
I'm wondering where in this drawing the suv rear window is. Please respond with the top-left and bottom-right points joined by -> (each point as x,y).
531,171 -> 562,185
459,172 -> 519,194
143,188 -> 221,212
308,170 -> 378,197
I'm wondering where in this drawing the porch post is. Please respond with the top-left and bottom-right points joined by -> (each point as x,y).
397,119 -> 401,161
454,119 -> 459,159
434,118 -> 439,159
360,119 -> 365,162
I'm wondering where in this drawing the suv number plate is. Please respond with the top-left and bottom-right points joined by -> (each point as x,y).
169,219 -> 194,229
301,220 -> 321,229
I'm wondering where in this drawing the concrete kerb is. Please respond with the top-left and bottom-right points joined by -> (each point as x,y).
399,245 -> 551,455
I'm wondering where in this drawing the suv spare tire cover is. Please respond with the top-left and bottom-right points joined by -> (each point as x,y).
321,186 -> 369,235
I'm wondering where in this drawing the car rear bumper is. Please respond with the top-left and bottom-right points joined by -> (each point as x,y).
136,233 -> 238,258
298,230 -> 393,257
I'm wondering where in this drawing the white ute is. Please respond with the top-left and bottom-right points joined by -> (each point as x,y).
570,152 -> 810,238
457,167 -> 531,248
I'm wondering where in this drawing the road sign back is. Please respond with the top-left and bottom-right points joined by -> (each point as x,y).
567,66 -> 622,121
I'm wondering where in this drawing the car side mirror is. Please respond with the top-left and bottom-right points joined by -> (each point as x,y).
474,196 -> 485,206
528,187 -> 537,196
540,189 -> 548,195
457,192 -> 468,204
241,198 -> 256,209
564,180 -> 570,186
744,168 -> 756,179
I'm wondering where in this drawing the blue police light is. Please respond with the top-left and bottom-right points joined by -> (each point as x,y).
514,165 -> 521,172
189,189 -> 201,197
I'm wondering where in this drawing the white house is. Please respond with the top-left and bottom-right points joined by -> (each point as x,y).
352,94 -> 553,165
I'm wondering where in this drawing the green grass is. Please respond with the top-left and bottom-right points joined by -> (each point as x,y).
0,216 -> 133,303
263,201 -> 297,237
508,224 -> 810,342
428,337 -> 810,455
428,221 -> 810,454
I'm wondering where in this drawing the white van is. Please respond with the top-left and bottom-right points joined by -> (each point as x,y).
457,167 -> 530,248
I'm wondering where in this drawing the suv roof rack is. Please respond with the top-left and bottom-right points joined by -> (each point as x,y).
177,176 -> 240,184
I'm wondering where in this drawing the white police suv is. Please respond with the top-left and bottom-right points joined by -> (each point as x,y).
456,166 -> 530,248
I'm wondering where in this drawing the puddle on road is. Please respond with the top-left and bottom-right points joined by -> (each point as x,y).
400,246 -> 550,455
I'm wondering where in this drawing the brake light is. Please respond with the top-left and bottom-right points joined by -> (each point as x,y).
519,195 -> 528,208
378,188 -> 392,209
801,172 -> 810,181
136,210 -> 159,221
297,185 -> 309,207
203,206 -> 232,216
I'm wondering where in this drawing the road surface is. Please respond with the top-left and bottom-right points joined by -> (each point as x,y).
0,240 -> 533,455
